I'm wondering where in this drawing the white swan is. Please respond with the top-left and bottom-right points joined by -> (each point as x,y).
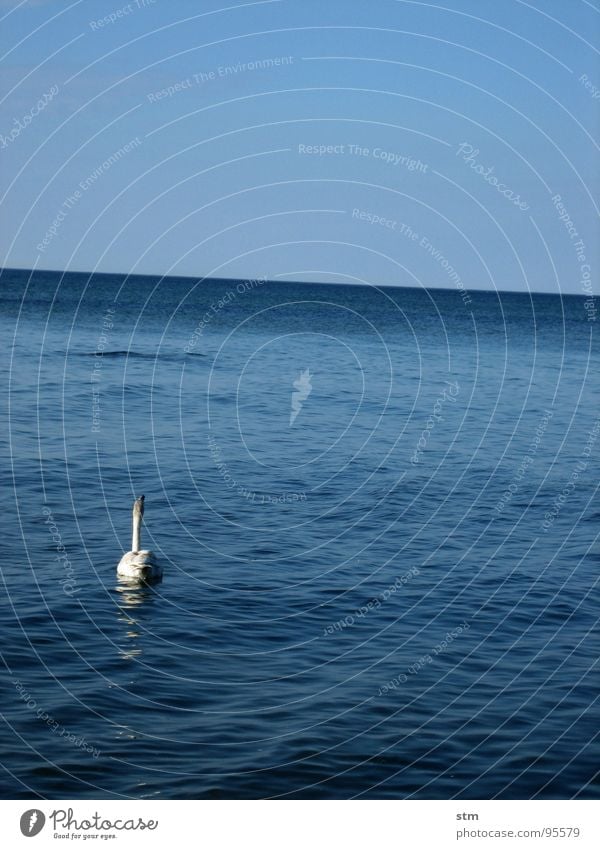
117,495 -> 163,580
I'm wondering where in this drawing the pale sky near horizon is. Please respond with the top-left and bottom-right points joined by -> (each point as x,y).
0,0 -> 598,295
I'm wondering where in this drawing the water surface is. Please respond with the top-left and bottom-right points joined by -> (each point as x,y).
0,268 -> 598,799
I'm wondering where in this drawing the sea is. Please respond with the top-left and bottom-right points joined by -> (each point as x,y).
0,267 -> 598,799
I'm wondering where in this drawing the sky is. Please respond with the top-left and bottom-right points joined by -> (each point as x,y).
0,0 -> 598,295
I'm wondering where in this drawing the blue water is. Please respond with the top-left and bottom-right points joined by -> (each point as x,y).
0,268 -> 598,799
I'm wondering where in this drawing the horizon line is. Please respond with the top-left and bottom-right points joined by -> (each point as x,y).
0,265 -> 588,300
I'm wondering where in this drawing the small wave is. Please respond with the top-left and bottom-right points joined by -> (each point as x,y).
74,350 -> 206,360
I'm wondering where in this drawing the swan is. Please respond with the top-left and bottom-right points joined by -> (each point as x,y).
117,495 -> 163,581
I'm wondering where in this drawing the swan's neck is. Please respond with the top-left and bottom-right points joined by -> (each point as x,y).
132,513 -> 141,552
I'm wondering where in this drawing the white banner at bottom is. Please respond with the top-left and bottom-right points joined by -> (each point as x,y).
0,799 -> 597,848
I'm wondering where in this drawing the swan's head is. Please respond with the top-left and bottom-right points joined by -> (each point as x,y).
133,495 -> 145,519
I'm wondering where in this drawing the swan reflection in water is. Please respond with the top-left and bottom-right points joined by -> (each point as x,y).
111,577 -> 164,749
114,576 -> 159,660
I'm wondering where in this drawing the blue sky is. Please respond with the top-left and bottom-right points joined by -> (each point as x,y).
0,0 -> 598,294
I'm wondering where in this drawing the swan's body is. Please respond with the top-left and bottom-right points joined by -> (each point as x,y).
117,495 -> 163,581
